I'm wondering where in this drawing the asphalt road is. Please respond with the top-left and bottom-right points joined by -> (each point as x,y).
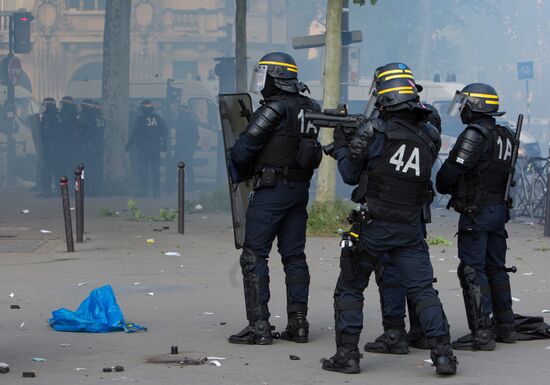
0,188 -> 549,385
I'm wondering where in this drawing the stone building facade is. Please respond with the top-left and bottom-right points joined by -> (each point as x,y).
0,0 -> 287,100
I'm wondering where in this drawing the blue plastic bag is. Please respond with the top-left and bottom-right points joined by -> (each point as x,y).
49,285 -> 146,333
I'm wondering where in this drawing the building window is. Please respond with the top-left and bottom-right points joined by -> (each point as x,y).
66,0 -> 105,11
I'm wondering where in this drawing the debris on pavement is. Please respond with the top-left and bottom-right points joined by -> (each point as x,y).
204,312 -> 214,315
0,363 -> 9,374
60,344 -> 71,347
32,358 -> 46,362
207,357 -> 226,361
194,204 -> 203,210
9,292 -> 14,298
20,322 -> 25,328
20,209 -> 29,214
164,252 -> 181,256
78,282 -> 88,287
10,305 -> 20,309
523,272 -> 534,276
512,297 -> 521,302
40,229 -> 52,234
147,292 -> 154,296
542,310 -> 550,313
22,371 -> 36,378
75,368 -> 86,371
209,360 -> 222,367
162,226 -> 170,230
289,355 -> 300,360
146,239 -> 155,244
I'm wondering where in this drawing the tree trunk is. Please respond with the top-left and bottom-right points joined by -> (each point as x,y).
316,0 -> 343,202
235,0 -> 247,93
102,0 -> 132,193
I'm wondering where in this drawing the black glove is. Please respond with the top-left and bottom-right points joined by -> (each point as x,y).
333,124 -> 347,149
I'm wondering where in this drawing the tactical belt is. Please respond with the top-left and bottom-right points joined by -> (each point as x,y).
259,166 -> 312,183
366,174 -> 428,206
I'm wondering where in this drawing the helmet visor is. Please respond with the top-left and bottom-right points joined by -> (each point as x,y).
447,91 -> 467,117
363,79 -> 378,118
249,65 -> 268,94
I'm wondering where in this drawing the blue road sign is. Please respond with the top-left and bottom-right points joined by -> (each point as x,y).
517,61 -> 534,80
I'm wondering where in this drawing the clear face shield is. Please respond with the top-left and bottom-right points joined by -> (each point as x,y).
447,91 -> 468,117
363,78 -> 378,118
249,64 -> 268,94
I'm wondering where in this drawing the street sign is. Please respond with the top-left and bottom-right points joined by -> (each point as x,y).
292,30 -> 363,49
348,47 -> 360,85
7,56 -> 22,85
517,61 -> 534,80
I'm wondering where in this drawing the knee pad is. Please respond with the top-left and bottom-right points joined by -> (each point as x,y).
240,248 -> 259,275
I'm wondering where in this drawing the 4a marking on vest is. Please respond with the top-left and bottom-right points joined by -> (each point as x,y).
389,144 -> 420,176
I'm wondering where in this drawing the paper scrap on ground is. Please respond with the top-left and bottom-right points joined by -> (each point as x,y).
134,282 -> 141,286
512,297 -> 521,302
147,292 -> 154,296
424,359 -> 433,364
20,322 -> 25,328
204,312 -> 214,315
146,239 -> 155,244
523,272 -> 534,276
75,368 -> 87,371
164,252 -> 181,256
32,358 -> 46,362
542,310 -> 550,313
40,229 -> 52,234
9,293 -> 14,298
207,357 -> 226,360
209,360 -> 221,367
20,209 -> 29,214
78,282 -> 88,287
194,204 -> 203,210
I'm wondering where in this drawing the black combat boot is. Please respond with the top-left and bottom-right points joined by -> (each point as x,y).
495,323 -> 518,344
322,334 -> 362,374
280,311 -> 309,343
364,328 -> 409,354
452,328 -> 496,351
429,336 -> 458,375
228,320 -> 273,345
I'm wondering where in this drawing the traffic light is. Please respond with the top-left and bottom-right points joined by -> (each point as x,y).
13,12 -> 34,54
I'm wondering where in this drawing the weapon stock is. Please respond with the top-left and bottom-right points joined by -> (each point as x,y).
504,114 -> 524,207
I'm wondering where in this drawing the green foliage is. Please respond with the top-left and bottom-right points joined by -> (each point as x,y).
127,199 -> 146,221
98,208 -> 118,217
151,208 -> 179,222
307,200 -> 355,237
427,236 -> 453,246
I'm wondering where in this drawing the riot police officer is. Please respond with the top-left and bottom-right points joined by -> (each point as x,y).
366,101 -> 442,354
125,100 -> 168,197
38,97 -> 58,197
227,52 -> 321,345
436,83 -> 517,351
57,96 -> 79,177
79,100 -> 106,196
321,72 -> 457,375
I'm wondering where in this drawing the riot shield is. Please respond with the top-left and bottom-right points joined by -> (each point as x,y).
218,93 -> 254,249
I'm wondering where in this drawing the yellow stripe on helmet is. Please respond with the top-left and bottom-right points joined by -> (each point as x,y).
377,86 -> 414,95
464,92 -> 499,99
384,74 -> 415,81
259,60 -> 298,69
287,68 -> 298,73
398,90 -> 415,94
377,68 -> 413,78
485,100 -> 499,105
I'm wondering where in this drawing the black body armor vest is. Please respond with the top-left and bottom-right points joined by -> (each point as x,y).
254,93 -> 320,181
358,116 -> 440,223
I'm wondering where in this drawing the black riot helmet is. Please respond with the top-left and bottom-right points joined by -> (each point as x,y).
140,99 -> 155,115
373,77 -> 421,112
364,62 -> 422,117
249,52 -> 308,97
42,97 -> 56,113
448,83 -> 505,122
59,96 -> 77,114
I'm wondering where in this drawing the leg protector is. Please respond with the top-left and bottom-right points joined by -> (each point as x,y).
322,334 -> 362,374
406,296 -> 430,349
453,262 -> 495,351
228,249 -> 272,345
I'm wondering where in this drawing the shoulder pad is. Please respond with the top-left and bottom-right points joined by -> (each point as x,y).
261,97 -> 287,115
423,122 -> 441,142
246,103 -> 283,142
467,123 -> 491,138
450,127 -> 485,168
462,126 -> 487,143
368,117 -> 386,133
304,96 -> 321,112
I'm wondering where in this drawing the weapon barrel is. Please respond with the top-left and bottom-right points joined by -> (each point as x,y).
304,111 -> 361,128
504,114 -> 523,204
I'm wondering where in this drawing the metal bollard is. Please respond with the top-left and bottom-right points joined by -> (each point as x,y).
74,168 -> 83,242
60,176 -> 74,252
178,162 -> 185,234
78,163 -> 85,235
